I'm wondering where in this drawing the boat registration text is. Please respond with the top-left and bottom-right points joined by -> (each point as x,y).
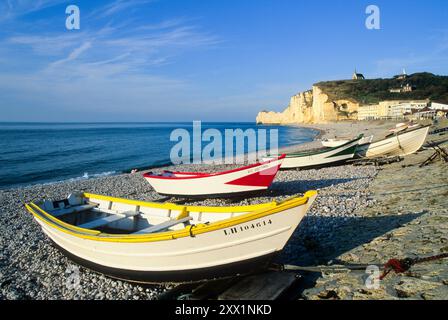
223,219 -> 273,236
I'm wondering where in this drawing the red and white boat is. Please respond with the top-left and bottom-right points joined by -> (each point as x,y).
143,155 -> 286,198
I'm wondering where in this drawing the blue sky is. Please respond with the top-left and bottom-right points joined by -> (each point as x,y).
0,0 -> 447,122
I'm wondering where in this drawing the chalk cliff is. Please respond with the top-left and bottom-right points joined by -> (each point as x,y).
256,86 -> 359,124
256,90 -> 313,124
256,72 -> 448,124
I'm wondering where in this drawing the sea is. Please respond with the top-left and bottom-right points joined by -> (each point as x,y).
0,122 -> 318,190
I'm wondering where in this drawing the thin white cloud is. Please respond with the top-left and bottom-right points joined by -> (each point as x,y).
0,0 -> 68,22
0,0 -> 226,121
50,41 -> 92,67
90,0 -> 153,20
5,17 -> 219,79
0,69 -> 191,121
374,30 -> 448,76
8,33 -> 83,55
0,1 -> 223,121
135,18 -> 188,31
104,26 -> 219,52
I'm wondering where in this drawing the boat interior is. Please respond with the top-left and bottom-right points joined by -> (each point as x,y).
33,193 -> 275,235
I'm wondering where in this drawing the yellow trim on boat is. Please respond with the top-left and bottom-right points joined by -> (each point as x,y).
25,191 -> 317,243
26,203 -> 101,235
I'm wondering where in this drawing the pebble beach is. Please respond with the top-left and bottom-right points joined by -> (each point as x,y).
1,120 -> 447,300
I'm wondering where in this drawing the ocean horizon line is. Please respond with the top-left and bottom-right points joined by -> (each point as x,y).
0,122 -> 317,189
0,121 -> 261,124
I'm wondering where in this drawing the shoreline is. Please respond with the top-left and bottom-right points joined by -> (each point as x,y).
1,119 -> 447,300
6,120 -> 401,192
2,124 -> 320,192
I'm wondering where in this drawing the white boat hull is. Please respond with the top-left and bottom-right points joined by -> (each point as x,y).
144,156 -> 284,197
266,136 -> 362,169
27,192 -> 317,283
356,126 -> 430,158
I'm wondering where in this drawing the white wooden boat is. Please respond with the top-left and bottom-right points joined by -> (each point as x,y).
143,155 -> 285,198
264,135 -> 363,169
321,135 -> 373,148
25,191 -> 317,283
356,125 -> 430,158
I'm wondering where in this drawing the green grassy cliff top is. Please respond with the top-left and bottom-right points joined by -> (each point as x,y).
315,72 -> 448,105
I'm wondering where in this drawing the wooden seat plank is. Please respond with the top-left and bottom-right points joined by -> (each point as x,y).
133,216 -> 192,234
78,211 -> 140,229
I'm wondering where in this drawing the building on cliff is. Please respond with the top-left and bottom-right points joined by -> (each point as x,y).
352,70 -> 365,80
394,68 -> 408,80
389,83 -> 415,93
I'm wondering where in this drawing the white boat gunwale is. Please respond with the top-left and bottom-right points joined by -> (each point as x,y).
321,135 -> 373,148
25,190 -> 317,243
285,134 -> 364,157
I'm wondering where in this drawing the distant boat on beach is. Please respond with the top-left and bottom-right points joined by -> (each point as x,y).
265,135 -> 363,169
321,135 -> 373,148
143,155 -> 286,198
355,125 -> 430,158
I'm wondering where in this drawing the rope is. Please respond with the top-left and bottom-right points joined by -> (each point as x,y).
415,253 -> 448,264
378,253 -> 448,280
273,263 -> 371,273
380,253 -> 448,280
274,253 -> 448,280
379,258 -> 412,280
188,224 -> 196,237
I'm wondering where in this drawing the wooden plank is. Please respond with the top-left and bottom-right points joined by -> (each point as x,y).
50,204 -> 98,217
188,277 -> 241,300
132,216 -> 192,234
218,271 -> 298,300
436,146 -> 448,160
78,211 -> 140,229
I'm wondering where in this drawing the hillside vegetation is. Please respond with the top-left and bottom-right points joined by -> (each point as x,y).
315,72 -> 448,105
